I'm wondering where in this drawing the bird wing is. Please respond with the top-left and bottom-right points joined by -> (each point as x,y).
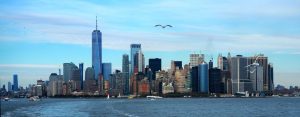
155,24 -> 162,27
166,25 -> 173,27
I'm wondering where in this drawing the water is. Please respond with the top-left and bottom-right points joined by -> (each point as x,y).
1,97 -> 300,117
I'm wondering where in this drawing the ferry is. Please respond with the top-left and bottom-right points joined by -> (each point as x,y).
4,97 -> 10,101
146,96 -> 163,99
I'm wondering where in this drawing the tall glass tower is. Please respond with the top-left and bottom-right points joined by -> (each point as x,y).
92,16 -> 102,80
130,44 -> 141,75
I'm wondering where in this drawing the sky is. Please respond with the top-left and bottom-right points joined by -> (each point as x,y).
0,0 -> 300,88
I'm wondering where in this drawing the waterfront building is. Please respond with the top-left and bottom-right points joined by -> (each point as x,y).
247,54 -> 269,91
134,50 -> 145,73
79,63 -> 84,90
85,67 -> 95,81
171,61 -> 183,71
149,58 -> 161,80
209,68 -> 224,93
130,44 -> 141,75
162,82 -> 174,94
191,66 -> 199,92
268,63 -> 274,91
249,66 -> 263,92
190,54 -> 204,68
198,62 -> 209,93
122,54 -> 130,94
102,63 -> 112,80
231,55 -> 252,93
8,81 -> 12,92
13,74 -> 18,91
92,16 -> 102,80
209,60 -> 213,69
63,62 -> 77,82
174,68 -> 187,93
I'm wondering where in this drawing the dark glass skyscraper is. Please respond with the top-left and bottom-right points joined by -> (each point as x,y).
149,58 -> 161,80
209,68 -> 223,93
79,63 -> 84,90
122,54 -> 130,94
191,66 -> 199,92
92,17 -> 102,80
13,74 -> 18,91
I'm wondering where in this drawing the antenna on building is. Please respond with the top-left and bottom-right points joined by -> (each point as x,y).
96,16 -> 98,30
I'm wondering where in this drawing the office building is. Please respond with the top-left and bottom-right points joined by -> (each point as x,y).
130,44 -> 141,75
13,74 -> 18,91
102,63 -> 112,80
63,62 -> 77,82
92,16 -> 102,80
122,54 -> 130,94
8,81 -> 12,92
149,58 -> 161,80
209,68 -> 223,93
79,63 -> 84,90
198,62 -> 209,93
249,66 -> 263,92
231,55 -> 252,93
134,50 -> 145,73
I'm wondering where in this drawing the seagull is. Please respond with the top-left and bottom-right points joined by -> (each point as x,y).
155,24 -> 173,28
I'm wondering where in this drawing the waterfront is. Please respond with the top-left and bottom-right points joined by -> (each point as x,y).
1,97 -> 300,117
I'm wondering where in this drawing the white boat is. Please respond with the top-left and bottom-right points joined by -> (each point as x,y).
146,96 -> 163,99
29,96 -> 40,101
4,97 -> 10,101
107,94 -> 110,99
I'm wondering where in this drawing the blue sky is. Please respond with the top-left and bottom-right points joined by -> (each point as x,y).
0,0 -> 300,88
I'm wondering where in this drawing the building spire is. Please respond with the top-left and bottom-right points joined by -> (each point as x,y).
96,16 -> 98,30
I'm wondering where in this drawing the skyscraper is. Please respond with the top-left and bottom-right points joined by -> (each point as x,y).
171,61 -> 183,71
191,66 -> 199,92
149,58 -> 161,80
102,63 -> 112,80
209,60 -> 213,69
63,62 -> 77,82
231,55 -> 252,93
130,44 -> 141,75
268,63 -> 274,91
122,54 -> 129,73
8,81 -> 12,92
134,50 -> 145,73
79,63 -> 84,90
13,74 -> 18,91
209,68 -> 223,93
248,54 -> 269,91
249,66 -> 263,92
198,62 -> 209,93
85,67 -> 95,81
92,16 -> 102,80
122,54 -> 130,94
189,53 -> 205,68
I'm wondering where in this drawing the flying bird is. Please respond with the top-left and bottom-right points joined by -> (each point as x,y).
155,24 -> 173,28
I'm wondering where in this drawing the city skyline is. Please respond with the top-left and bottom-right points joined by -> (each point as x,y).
1,0 -> 300,88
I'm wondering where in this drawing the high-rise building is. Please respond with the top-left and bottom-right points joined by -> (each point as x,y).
149,58 -> 161,80
79,63 -> 84,90
191,66 -> 199,92
198,62 -> 209,93
248,54 -> 269,91
217,54 -> 223,70
122,54 -> 129,73
102,63 -> 112,80
209,68 -> 223,93
231,55 -> 252,93
134,50 -> 145,73
209,60 -> 213,69
171,61 -> 183,71
85,67 -> 95,81
92,16 -> 102,80
8,81 -> 12,92
63,62 -> 77,82
190,54 -> 201,68
13,74 -> 18,91
122,54 -> 130,94
130,44 -> 141,75
249,66 -> 263,92
268,63 -> 274,91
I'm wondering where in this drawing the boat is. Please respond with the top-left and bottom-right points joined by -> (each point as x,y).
29,96 -> 40,101
146,96 -> 163,99
107,94 -> 110,99
4,97 -> 10,101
